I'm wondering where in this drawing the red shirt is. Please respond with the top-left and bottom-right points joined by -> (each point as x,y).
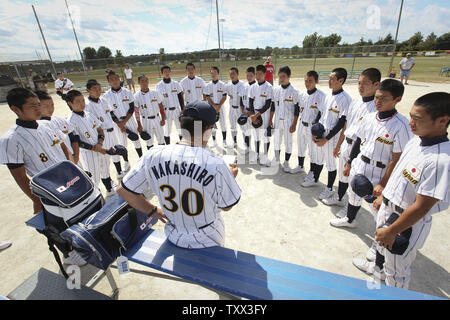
264,63 -> 274,82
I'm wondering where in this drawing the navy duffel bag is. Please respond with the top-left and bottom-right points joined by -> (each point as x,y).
30,161 -> 157,274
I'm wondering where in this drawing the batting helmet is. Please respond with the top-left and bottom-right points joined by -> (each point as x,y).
126,129 -> 139,141
237,114 -> 248,126
251,115 -> 263,129
140,131 -> 151,141
114,145 -> 128,158
311,122 -> 325,138
106,145 -> 128,159
350,174 -> 374,198
383,213 -> 412,255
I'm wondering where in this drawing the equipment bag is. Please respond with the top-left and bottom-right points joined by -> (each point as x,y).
30,161 -> 104,277
61,194 -> 157,270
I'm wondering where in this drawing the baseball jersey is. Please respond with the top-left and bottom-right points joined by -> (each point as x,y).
134,90 -> 164,117
226,80 -> 245,107
156,79 -> 184,108
0,120 -> 66,177
299,88 -> 327,123
238,81 -> 256,111
38,116 -> 74,154
342,97 -> 376,141
180,76 -> 206,104
272,84 -> 300,123
320,90 -> 352,130
249,81 -> 273,111
54,78 -> 74,95
67,111 -> 100,146
103,87 -> 135,119
204,80 -> 227,104
382,135 -> 449,215
355,111 -> 413,164
85,97 -> 115,130
122,144 -> 241,248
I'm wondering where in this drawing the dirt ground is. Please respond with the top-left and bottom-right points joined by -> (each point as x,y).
0,77 -> 448,299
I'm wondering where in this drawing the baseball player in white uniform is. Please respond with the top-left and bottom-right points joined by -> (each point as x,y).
204,66 -> 228,148
103,71 -> 142,161
85,80 -> 126,196
135,75 -> 166,149
180,63 -> 206,105
66,90 -> 109,189
248,64 -> 274,166
295,71 -> 327,182
237,67 -> 257,155
313,68 -> 352,201
156,66 -> 185,145
118,101 -> 241,249
54,71 -> 74,100
269,66 -> 300,172
0,88 -> 72,214
357,92 -> 449,289
226,67 -> 245,148
323,68 -> 381,208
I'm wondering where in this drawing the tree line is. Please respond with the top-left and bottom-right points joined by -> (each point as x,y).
82,31 -> 449,64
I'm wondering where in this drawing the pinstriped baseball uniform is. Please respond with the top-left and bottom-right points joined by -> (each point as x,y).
298,88 -> 327,162
316,90 -> 352,170
348,111 -> 413,208
156,79 -> 184,138
38,116 -> 74,154
204,80 -> 228,133
0,120 -> 66,177
238,80 -> 255,137
249,81 -> 273,143
180,76 -> 206,104
377,135 -> 449,289
122,144 -> 241,249
272,83 -> 300,154
338,97 -> 376,183
103,87 -> 141,149
134,89 -> 165,146
225,80 -> 245,133
68,111 -> 106,187
85,96 -> 121,163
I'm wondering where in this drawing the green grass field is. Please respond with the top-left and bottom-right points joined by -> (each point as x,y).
65,55 -> 450,88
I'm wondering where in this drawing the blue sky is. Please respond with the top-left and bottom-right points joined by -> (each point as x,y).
0,0 -> 449,62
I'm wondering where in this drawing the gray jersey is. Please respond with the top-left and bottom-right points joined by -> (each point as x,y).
122,144 -> 241,249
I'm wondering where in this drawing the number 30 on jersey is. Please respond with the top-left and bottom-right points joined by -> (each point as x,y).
159,184 -> 204,216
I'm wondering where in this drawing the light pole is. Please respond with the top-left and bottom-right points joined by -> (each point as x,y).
387,0 -> 404,75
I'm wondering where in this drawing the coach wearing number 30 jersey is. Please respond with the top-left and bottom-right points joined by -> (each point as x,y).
118,101 -> 241,249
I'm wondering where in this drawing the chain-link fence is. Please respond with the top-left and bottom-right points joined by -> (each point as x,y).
1,45 -> 449,95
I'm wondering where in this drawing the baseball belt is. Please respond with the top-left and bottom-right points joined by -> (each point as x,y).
106,128 -> 114,132
382,197 -> 404,214
144,115 -> 157,119
302,121 -> 309,127
361,155 -> 386,169
165,107 -> 176,111
231,105 -> 240,109
346,137 -> 353,144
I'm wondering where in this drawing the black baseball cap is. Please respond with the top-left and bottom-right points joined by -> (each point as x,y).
181,101 -> 218,125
